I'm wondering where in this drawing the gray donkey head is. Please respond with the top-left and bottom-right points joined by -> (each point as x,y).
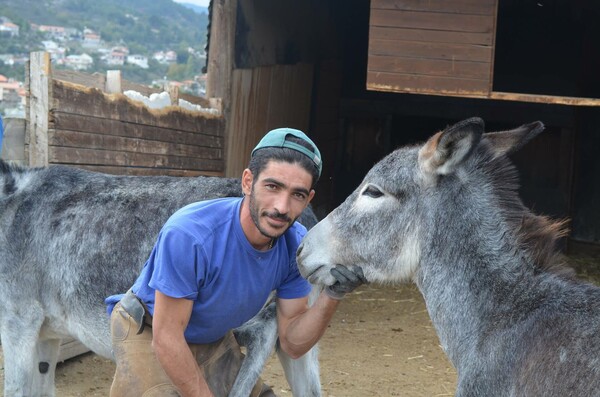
297,117 -> 558,286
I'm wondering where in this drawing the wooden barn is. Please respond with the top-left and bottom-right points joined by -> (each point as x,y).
0,0 -> 598,367
4,0 -> 598,251
204,0 -> 600,250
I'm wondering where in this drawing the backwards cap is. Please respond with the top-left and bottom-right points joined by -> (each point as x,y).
251,128 -> 322,176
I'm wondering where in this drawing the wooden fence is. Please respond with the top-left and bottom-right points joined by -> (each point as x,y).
13,52 -> 225,362
26,51 -> 225,176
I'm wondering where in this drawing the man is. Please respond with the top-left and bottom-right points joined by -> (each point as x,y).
106,127 -> 367,397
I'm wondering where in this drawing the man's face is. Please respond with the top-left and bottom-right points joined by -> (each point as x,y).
244,160 -> 315,239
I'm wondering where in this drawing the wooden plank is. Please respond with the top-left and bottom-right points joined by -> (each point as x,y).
370,9 -> 494,33
58,338 -> 90,363
368,55 -> 490,79
227,68 -> 260,177
226,70 -> 244,177
53,69 -> 106,90
226,64 -> 313,178
49,146 -> 224,172
105,70 -> 122,94
75,165 -> 224,177
371,0 -> 496,15
49,129 -> 223,159
168,84 -> 179,105
121,80 -> 162,97
206,0 -> 236,103
487,0 -> 499,94
28,51 -> 51,167
366,71 -> 490,96
266,66 -> 290,129
369,26 -> 493,46
289,64 -> 314,129
52,112 -> 223,148
489,91 -> 600,107
208,0 -> 238,178
369,39 -> 493,63
52,80 -> 224,134
266,64 -> 312,131
179,92 -> 213,108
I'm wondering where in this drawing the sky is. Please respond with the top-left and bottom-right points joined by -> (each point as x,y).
173,0 -> 210,7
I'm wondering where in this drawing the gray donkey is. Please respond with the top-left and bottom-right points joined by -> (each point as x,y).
0,161 -> 321,397
297,117 -> 600,396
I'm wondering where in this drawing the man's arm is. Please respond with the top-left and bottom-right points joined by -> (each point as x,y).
152,290 -> 214,397
276,292 -> 339,359
277,265 -> 368,359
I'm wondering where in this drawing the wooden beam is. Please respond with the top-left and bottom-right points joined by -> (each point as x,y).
489,92 -> 600,107
51,112 -> 223,148
75,165 -> 223,177
58,338 -> 90,363
53,69 -> 106,90
28,51 -> 51,167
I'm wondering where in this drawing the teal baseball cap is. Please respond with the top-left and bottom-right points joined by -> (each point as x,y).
251,127 -> 322,176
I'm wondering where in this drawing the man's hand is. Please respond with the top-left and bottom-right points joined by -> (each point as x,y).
324,265 -> 368,300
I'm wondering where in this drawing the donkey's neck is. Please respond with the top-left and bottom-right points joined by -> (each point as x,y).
414,210 -> 564,368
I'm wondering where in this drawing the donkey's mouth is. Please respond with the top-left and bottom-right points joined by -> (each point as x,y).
303,265 -> 325,283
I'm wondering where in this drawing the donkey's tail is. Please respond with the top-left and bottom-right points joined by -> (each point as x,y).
0,159 -> 27,197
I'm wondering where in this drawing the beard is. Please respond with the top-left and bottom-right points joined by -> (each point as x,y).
248,187 -> 294,239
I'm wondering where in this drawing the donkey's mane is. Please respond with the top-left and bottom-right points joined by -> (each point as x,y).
481,147 -> 572,277
0,159 -> 36,178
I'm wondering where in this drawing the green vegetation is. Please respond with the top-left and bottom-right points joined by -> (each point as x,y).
0,0 -> 208,84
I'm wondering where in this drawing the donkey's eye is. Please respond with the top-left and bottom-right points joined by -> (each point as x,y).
363,186 -> 383,198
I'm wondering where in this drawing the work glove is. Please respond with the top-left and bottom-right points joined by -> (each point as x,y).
325,265 -> 368,300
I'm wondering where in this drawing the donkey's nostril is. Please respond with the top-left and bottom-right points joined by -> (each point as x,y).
296,243 -> 304,257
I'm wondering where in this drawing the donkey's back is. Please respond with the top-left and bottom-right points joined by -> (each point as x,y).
1,163 -> 243,355
0,161 -> 320,396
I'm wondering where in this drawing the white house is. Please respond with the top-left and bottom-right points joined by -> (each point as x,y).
126,54 -> 149,69
0,22 -> 19,37
64,53 -> 93,70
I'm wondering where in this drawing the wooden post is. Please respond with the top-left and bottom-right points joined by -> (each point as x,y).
207,0 -> 237,176
28,51 -> 51,167
206,0 -> 236,105
168,84 -> 180,106
105,70 -> 122,94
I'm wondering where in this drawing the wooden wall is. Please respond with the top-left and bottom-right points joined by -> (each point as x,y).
26,52 -> 225,176
367,0 -> 498,97
226,63 -> 313,177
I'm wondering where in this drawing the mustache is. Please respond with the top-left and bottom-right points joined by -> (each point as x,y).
262,210 -> 291,223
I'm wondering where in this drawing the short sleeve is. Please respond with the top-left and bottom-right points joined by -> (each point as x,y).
276,259 -> 312,299
276,224 -> 311,299
148,226 -> 204,300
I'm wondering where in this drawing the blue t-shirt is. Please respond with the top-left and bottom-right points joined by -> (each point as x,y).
106,197 -> 311,343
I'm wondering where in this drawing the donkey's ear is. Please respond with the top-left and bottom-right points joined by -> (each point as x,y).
484,121 -> 544,158
418,117 -> 484,176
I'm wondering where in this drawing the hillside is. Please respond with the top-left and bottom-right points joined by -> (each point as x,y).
0,0 -> 208,87
0,0 -> 208,53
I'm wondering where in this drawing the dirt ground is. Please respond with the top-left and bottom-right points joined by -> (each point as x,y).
1,253 -> 599,397
0,284 -> 456,397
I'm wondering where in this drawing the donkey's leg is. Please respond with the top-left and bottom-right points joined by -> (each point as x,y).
276,286 -> 322,396
231,302 -> 278,397
277,345 -> 321,397
35,338 -> 61,397
1,303 -> 45,397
